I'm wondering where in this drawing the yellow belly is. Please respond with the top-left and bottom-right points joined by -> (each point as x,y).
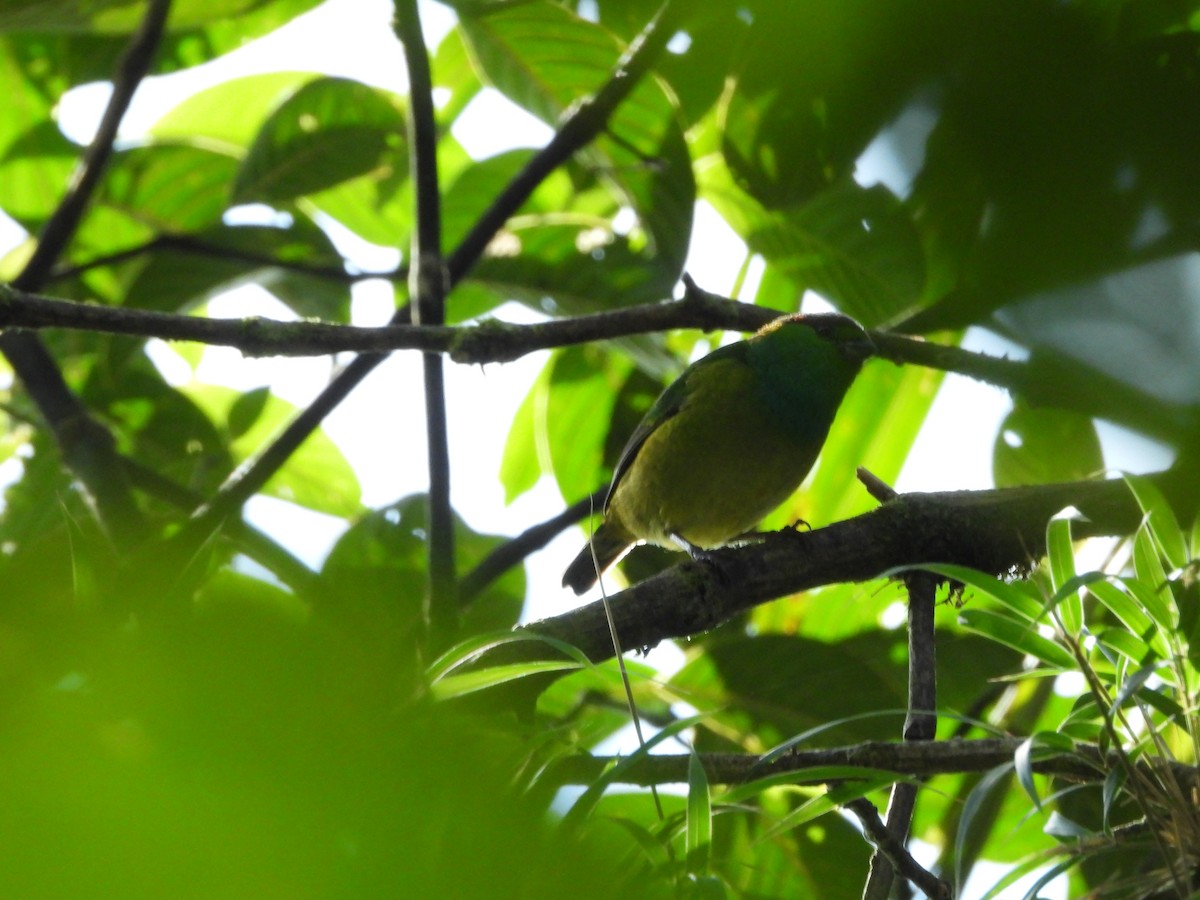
606,360 -> 819,549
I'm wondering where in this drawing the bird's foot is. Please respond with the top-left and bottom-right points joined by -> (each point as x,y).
763,520 -> 811,544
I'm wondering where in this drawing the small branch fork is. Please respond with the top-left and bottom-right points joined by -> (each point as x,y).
850,471 -> 949,900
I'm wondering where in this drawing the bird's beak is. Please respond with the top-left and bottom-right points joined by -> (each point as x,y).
845,332 -> 876,361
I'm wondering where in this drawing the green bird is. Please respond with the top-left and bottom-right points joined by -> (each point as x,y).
562,313 -> 874,595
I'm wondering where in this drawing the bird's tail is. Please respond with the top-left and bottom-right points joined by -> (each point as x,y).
562,523 -> 630,595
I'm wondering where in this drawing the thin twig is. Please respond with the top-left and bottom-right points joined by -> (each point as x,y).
459,490 -> 603,603
395,0 -> 456,642
540,739 -> 1199,789
848,797 -> 952,900
3,279 -> 1189,450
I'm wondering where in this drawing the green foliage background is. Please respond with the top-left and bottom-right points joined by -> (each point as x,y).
0,0 -> 1198,897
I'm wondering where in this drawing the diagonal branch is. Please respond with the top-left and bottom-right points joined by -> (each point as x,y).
509,472 -> 1190,668
2,0 -> 172,545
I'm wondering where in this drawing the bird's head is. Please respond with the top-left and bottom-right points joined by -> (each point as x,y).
761,312 -> 875,362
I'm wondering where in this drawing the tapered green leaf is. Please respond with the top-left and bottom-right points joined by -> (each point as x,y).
686,751 -> 712,876
1046,517 -> 1082,633
1124,474 -> 1188,571
957,609 -> 1076,669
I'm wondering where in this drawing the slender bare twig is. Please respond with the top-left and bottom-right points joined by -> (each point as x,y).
2,279 -> 1189,449
49,233 -> 377,285
459,490 -> 603,604
848,797 -> 952,900
395,0 -> 456,641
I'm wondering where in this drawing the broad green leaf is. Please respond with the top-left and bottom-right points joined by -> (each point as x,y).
0,0 -> 318,33
1124,474 -> 1188,571
185,383 -> 361,517
321,495 -> 526,635
1094,628 -> 1154,667
775,350 -> 944,530
1088,579 -> 1166,657
234,76 -> 405,205
1013,737 -> 1041,810
431,660 -> 583,700
562,713 -> 707,832
499,364 -> 543,504
121,221 -> 350,320
993,402 -> 1103,488
955,765 -> 1014,890
97,142 -> 239,232
719,2 -> 929,211
957,608 -> 1076,670
0,122 -> 76,229
151,72 -> 319,151
503,346 -> 633,506
1132,528 -> 1176,628
757,777 -> 897,843
427,630 -> 590,684
699,160 -> 924,325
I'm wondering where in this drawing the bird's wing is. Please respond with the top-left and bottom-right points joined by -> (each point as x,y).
604,342 -> 745,511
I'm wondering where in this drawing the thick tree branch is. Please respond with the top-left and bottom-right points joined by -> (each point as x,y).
515,473 -> 1191,666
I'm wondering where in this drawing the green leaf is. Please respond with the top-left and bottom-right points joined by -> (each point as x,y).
0,121 -> 76,229
1132,528 -> 1177,629
993,402 -> 1103,488
957,609 -> 1076,670
185,384 -> 361,517
431,660 -> 583,700
757,777 -> 897,843
1124,474 -> 1188,571
151,72 -> 320,151
686,751 -> 712,877
786,351 -> 944,528
1045,517 -> 1081,632
955,765 -> 1014,891
700,163 -> 924,325
234,76 -> 406,205
458,4 -> 694,303
0,0 -> 319,33
97,142 -> 240,233
427,630 -> 590,684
